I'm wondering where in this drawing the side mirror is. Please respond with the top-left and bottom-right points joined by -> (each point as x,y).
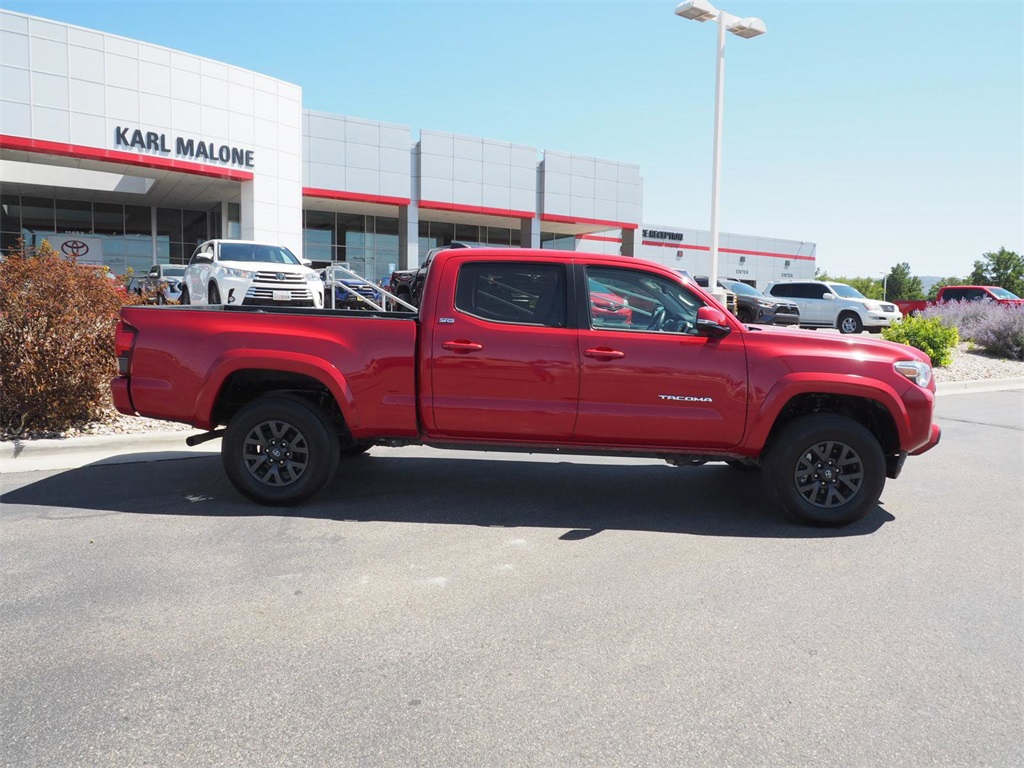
301,259 -> 313,267
194,253 -> 213,264
696,306 -> 732,338
822,293 -> 835,301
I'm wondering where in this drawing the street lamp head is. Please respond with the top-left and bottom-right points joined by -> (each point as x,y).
675,0 -> 719,22
728,17 -> 766,38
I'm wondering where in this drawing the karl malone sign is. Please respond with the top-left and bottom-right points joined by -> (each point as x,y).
115,127 -> 255,169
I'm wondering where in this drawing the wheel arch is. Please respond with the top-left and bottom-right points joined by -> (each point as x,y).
748,375 -> 908,458
193,352 -> 359,433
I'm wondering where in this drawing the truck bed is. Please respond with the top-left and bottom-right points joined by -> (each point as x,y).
114,304 -> 420,435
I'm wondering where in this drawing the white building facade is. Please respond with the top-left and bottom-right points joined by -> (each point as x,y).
0,9 -> 815,288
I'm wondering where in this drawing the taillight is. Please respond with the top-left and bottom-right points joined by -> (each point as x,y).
115,320 -> 136,375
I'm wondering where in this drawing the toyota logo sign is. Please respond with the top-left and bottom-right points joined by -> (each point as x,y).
61,240 -> 90,258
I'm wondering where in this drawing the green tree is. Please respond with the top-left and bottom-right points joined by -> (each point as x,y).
967,247 -> 1024,296
883,262 -> 924,301
927,277 -> 963,300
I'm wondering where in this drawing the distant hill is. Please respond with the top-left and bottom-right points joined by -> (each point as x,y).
919,276 -> 952,293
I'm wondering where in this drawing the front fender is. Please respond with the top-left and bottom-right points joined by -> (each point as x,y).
193,350 -> 358,431
743,372 -> 912,452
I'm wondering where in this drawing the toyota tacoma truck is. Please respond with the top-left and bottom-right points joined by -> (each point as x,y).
112,248 -> 940,526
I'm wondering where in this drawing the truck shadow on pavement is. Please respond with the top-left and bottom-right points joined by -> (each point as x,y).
2,450 -> 896,539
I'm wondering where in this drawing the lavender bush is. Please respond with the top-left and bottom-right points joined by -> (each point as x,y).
924,300 -> 1024,361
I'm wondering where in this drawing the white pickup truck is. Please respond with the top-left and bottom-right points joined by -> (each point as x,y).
181,239 -> 324,309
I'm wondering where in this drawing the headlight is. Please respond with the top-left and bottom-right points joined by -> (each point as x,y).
894,360 -> 932,388
303,272 -> 321,282
222,267 -> 254,279
756,299 -> 773,308
862,301 -> 881,311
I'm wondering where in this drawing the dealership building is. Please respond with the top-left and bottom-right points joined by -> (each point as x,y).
0,9 -> 816,288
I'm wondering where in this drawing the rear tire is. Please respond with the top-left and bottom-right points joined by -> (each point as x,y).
222,396 -> 339,506
762,414 -> 885,527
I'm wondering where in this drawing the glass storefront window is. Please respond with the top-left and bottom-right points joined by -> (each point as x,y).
19,197 -> 55,242
157,208 -> 182,244
125,205 -> 150,236
541,232 -> 576,250
56,199 -> 92,233
455,223 -> 480,243
182,209 -> 207,251
486,227 -> 518,246
227,202 -> 241,239
94,203 -> 125,235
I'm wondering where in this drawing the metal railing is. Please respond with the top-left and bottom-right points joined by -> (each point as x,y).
321,263 -> 418,313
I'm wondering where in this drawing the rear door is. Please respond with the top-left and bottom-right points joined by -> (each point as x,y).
426,259 -> 580,441
574,265 -> 748,449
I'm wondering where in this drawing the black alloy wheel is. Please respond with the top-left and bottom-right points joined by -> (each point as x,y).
763,414 -> 885,526
222,396 -> 339,505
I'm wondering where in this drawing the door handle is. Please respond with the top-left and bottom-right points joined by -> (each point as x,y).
583,347 -> 625,360
442,340 -> 484,353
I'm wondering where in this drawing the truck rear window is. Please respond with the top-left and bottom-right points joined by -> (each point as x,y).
455,263 -> 567,327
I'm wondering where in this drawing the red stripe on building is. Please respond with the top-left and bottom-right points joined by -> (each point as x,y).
577,234 -> 623,243
419,200 -> 535,219
643,241 -> 815,261
542,213 -> 639,230
303,187 -> 411,206
0,134 -> 255,181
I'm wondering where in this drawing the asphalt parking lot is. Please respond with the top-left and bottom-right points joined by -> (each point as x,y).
1,389 -> 1021,767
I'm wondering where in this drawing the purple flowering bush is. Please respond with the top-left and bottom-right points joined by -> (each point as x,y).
924,300 -> 1024,361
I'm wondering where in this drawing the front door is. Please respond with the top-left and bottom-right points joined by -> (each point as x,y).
427,260 -> 580,442
574,266 -> 748,449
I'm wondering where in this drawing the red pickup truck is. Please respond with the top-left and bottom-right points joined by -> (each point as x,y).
112,248 -> 941,527
894,285 -> 1024,315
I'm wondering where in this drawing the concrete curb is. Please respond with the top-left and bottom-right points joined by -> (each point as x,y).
1,430 -> 217,475
935,377 -> 1023,396
1,378 -> 1021,475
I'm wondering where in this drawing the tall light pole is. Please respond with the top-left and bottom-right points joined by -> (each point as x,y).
674,1 -> 765,304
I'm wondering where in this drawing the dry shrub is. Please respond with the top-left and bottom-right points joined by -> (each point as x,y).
0,240 -> 143,434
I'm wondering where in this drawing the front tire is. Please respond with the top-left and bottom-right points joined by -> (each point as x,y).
762,414 -> 885,526
180,286 -> 190,305
837,312 -> 863,334
222,396 -> 340,506
209,283 -> 222,305
736,308 -> 753,324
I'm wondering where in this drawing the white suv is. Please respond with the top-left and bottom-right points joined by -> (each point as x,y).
764,280 -> 901,334
181,240 -> 324,308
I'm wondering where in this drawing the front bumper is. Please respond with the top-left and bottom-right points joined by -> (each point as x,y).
863,311 -> 903,328
910,422 -> 941,456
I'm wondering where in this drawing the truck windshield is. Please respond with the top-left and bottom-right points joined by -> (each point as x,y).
220,243 -> 300,265
830,283 -> 867,299
991,287 -> 1021,299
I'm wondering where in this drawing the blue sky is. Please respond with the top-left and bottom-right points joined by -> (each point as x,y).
6,0 -> 1023,278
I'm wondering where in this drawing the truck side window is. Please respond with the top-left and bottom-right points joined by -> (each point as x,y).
455,263 -> 567,328
586,267 -> 701,334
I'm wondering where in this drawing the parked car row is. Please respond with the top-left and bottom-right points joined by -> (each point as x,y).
116,242 -> 943,339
